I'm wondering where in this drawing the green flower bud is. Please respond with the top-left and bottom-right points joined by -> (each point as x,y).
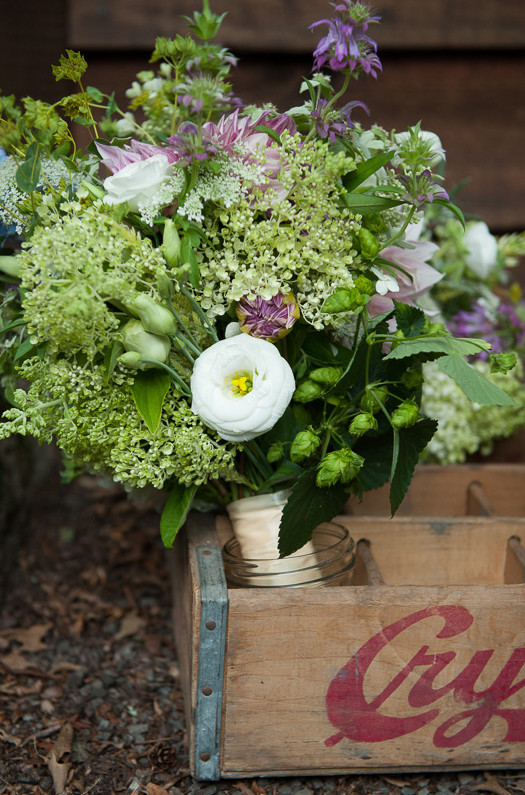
309,366 -> 344,387
161,218 -> 181,267
349,411 -> 378,437
358,228 -> 380,260
321,287 -> 366,314
401,368 -> 423,389
360,384 -> 389,414
128,294 -> 176,336
293,380 -> 326,403
354,275 -> 376,295
490,352 -> 517,375
157,273 -> 174,302
267,441 -> 284,463
122,319 -> 171,363
290,429 -> 321,463
391,400 -> 420,429
316,449 -> 364,487
118,350 -> 144,369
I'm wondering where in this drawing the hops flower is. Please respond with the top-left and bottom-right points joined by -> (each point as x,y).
190,334 -> 295,442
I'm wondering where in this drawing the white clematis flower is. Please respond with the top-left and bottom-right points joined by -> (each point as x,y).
102,154 -> 172,212
463,221 -> 499,279
190,334 -> 295,442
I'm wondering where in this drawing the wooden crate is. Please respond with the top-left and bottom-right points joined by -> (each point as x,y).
169,464 -> 525,780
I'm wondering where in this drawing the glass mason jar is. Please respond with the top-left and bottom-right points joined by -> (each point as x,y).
222,521 -> 356,588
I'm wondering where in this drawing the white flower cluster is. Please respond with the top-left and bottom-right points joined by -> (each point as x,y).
0,154 -> 75,235
421,360 -> 525,464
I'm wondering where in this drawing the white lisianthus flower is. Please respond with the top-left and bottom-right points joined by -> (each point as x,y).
102,154 -> 172,212
463,221 -> 499,279
190,335 -> 295,442
371,265 -> 399,296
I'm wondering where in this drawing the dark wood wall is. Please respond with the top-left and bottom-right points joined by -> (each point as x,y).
2,0 -> 525,231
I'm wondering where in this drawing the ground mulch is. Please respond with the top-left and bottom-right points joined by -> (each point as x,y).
0,468 -> 523,794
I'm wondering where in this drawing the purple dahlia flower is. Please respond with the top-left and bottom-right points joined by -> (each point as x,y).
236,292 -> 300,342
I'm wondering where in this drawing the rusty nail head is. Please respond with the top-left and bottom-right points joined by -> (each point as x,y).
199,752 -> 211,762
205,620 -> 216,630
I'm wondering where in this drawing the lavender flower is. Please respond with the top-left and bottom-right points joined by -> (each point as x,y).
310,3 -> 381,76
311,97 -> 368,141
236,292 -> 300,342
449,299 -> 525,360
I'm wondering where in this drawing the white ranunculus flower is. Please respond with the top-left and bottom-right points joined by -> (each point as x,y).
190,334 -> 295,442
102,154 -> 172,212
463,221 -> 499,279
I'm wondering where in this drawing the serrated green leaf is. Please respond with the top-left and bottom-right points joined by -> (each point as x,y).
390,419 -> 438,515
393,302 -> 426,338
342,192 -> 404,215
342,150 -> 394,192
160,483 -> 197,547
131,369 -> 171,433
278,469 -> 348,557
384,336 -> 491,360
437,355 -> 517,406
16,142 -> 41,193
354,432 -> 393,491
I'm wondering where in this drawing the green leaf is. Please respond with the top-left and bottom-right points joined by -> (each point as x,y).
181,236 -> 200,288
257,459 -> 304,492
253,124 -> 282,145
433,197 -> 465,228
131,369 -> 171,434
160,483 -> 197,548
393,302 -> 426,338
13,336 -> 36,361
342,150 -> 394,192
16,142 -> 41,193
342,192 -> 404,215
103,340 -> 124,383
390,419 -> 438,515
86,85 -> 104,102
437,355 -> 517,406
384,336 -> 491,360
0,317 -> 25,335
355,432 -> 394,492
278,469 -> 348,557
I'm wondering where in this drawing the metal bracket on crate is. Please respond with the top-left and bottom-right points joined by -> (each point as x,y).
194,544 -> 228,781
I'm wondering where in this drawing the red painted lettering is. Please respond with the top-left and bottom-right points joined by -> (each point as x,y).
325,606 -> 525,748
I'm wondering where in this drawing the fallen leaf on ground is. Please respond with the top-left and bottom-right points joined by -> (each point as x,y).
472,783 -> 511,795
382,776 -> 414,788
0,727 -> 22,746
0,622 -> 52,652
46,721 -> 74,794
115,610 -> 145,640
145,784 -> 170,795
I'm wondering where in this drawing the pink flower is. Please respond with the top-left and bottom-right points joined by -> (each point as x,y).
236,292 -> 300,342
201,110 -> 297,202
367,239 -> 442,317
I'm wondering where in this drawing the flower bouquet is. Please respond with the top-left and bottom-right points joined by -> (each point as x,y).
0,0 -> 515,576
416,206 -> 525,464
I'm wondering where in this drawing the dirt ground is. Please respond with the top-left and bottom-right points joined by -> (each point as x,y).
0,468 -> 523,794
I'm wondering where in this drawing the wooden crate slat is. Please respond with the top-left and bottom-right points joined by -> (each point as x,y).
68,0 -> 525,52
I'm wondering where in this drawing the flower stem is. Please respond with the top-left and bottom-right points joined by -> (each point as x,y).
180,284 -> 219,342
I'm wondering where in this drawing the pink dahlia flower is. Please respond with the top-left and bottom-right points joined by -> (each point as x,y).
96,140 -> 179,174
236,292 -> 300,342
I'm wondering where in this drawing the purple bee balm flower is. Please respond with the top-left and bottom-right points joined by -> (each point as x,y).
236,292 -> 300,342
311,97 -> 368,142
310,7 -> 382,76
96,140 -> 179,174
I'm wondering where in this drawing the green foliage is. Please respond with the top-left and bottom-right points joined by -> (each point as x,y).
279,469 -> 348,557
131,370 -> 171,434
160,483 -> 198,547
52,50 -> 88,83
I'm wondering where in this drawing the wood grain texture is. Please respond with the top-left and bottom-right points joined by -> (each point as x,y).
68,0 -> 525,51
221,584 -> 525,776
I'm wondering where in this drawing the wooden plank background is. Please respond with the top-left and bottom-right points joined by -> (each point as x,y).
1,0 -> 525,230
